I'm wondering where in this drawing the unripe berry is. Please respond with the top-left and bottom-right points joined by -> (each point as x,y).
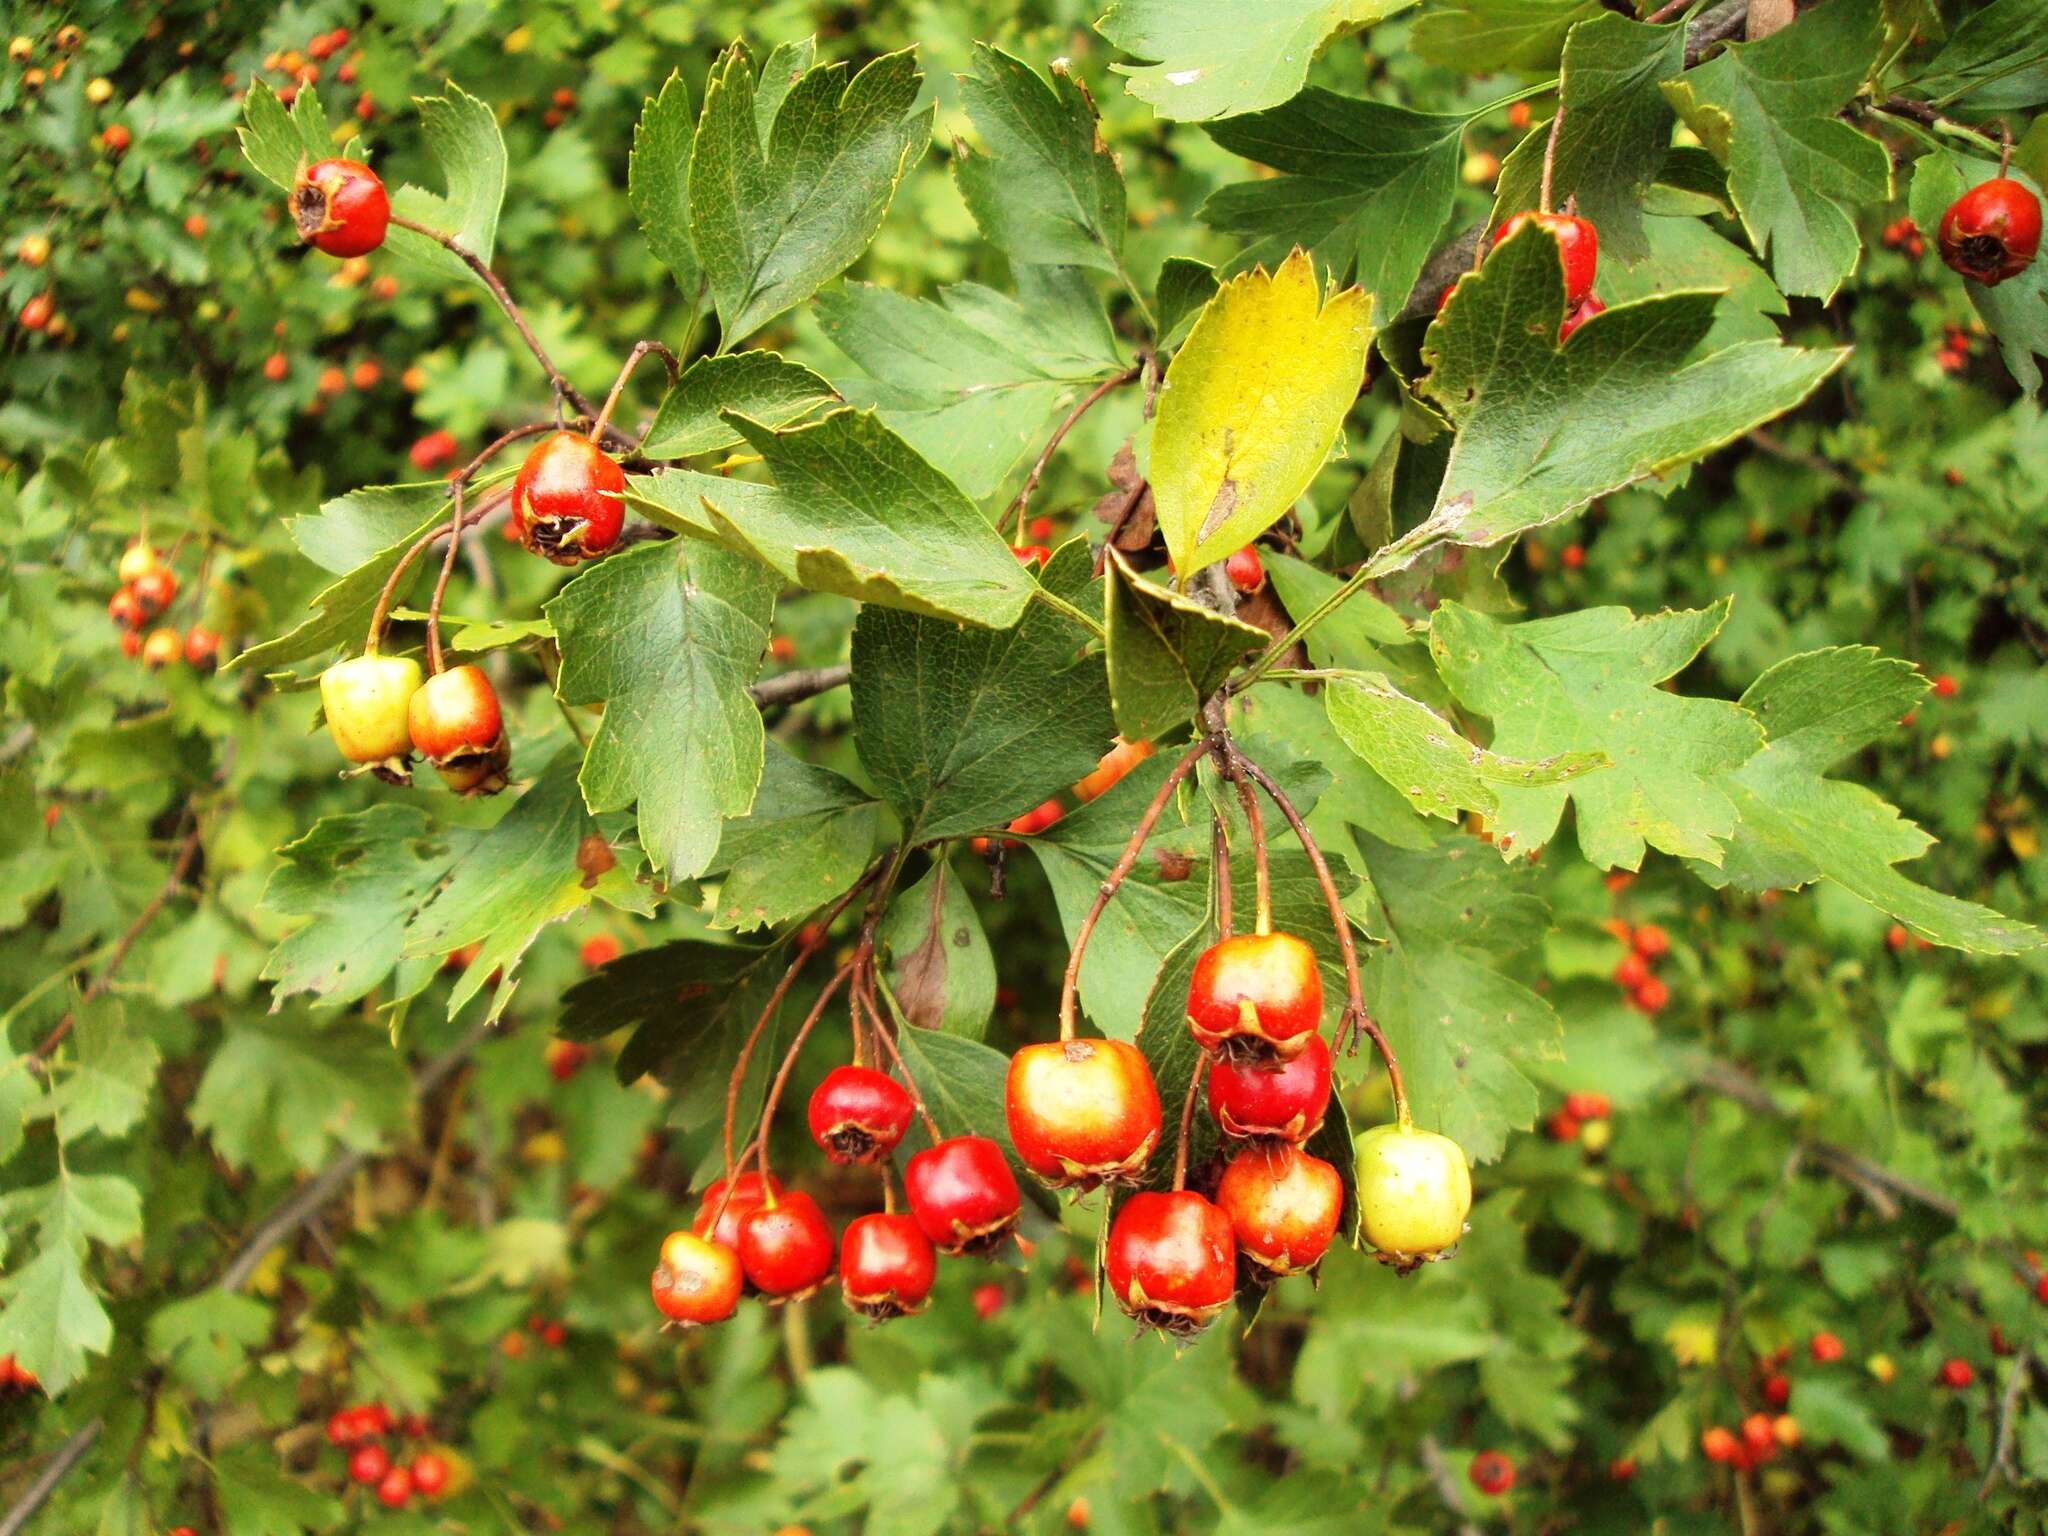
510,431 -> 626,564
1353,1122 -> 1471,1271
320,653 -> 423,783
292,158 -> 390,258
1491,210 -> 1599,303
1106,1190 -> 1236,1336
1186,931 -> 1324,1059
16,232 -> 48,266
650,1230 -> 742,1326
406,664 -> 509,796
141,627 -> 181,670
1005,1038 -> 1161,1189
807,1065 -> 914,1166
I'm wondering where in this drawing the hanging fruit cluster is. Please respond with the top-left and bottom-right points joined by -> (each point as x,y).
103,539 -> 226,671
323,1400 -> 451,1512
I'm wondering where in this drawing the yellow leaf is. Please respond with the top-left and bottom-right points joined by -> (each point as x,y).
1664,1318 -> 1718,1367
1150,247 -> 1371,580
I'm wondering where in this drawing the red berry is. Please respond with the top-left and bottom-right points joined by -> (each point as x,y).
1005,798 -> 1063,838
540,1321 -> 566,1348
650,1230 -> 743,1326
1559,290 -> 1605,341
1608,1457 -> 1636,1482
409,429 -> 459,471
1632,976 -> 1670,1013
1206,1030 -> 1332,1142
1931,672 -> 1959,698
349,1442 -> 391,1485
1214,1143 -> 1342,1276
183,628 -> 222,670
108,587 -> 146,630
1468,1450 -> 1515,1495
838,1211 -> 938,1320
511,432 -> 626,565
1005,1038 -> 1162,1189
1186,931 -> 1324,1059
101,124 -> 131,154
1938,178 -> 2042,287
1740,1413 -> 1775,1458
1613,952 -> 1649,990
1491,210 -> 1599,303
1939,1357 -> 1975,1389
119,630 -> 142,658
1701,1425 -> 1737,1463
407,664 -> 509,796
1545,1110 -> 1581,1143
1073,738 -> 1154,803
806,1065 -> 915,1166
1225,546 -> 1265,595
1508,101 -> 1531,130
1563,1091 -> 1610,1122
19,293 -> 53,332
1631,923 -> 1670,959
375,1464 -> 414,1509
904,1135 -> 1021,1256
738,1191 -> 835,1300
579,934 -> 620,970
1885,923 -> 1909,952
1809,1331 -> 1844,1363
1027,516 -> 1055,541
1012,543 -> 1051,568
1105,1190 -> 1236,1336
325,1409 -> 359,1446
409,1452 -> 449,1497
1560,542 -> 1586,569
2035,1273 -> 2048,1304
767,634 -> 797,662
692,1170 -> 783,1252
545,1039 -> 589,1081
292,158 -> 389,258
141,627 -> 182,670
262,351 -> 289,382
972,1282 -> 1006,1320
131,566 -> 178,616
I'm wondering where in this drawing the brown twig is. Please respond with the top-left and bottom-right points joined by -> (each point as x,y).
426,478 -> 465,675
1223,747 -> 1272,936
753,963 -> 854,1187
1212,815 -> 1234,939
746,664 -> 851,710
865,990 -> 944,1143
1643,0 -> 1691,24
1170,1051 -> 1209,1191
1538,82 -> 1566,213
1978,1351 -> 2032,1499
1002,365 -> 1142,538
1056,736 -> 1216,1041
589,340 -> 681,446
364,485 -> 509,655
0,1422 -> 103,1536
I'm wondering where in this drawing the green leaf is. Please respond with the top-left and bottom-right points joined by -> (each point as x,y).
1598,215 -> 1789,350
1490,16 -> 1685,265
1156,257 -> 1220,344
1104,548 -> 1266,741
1152,249 -> 1373,577
236,78 -> 330,191
629,70 -> 705,313
954,46 -> 1126,272
547,541 -> 780,881
1323,674 -> 1606,825
881,857 -> 997,1039
260,805 -> 461,1010
399,754 -> 657,1020
640,350 -> 836,459
1355,837 -> 1560,1162
1098,0 -> 1419,122
815,269 -> 1127,500
1385,224 -> 1843,573
0,1171 -> 143,1391
650,410 -> 1038,628
1203,94 -> 1468,323
1430,599 -> 1764,868
1905,0 -> 2048,111
190,1020 -> 411,1173
690,44 -> 930,345
215,1446 -> 345,1536
1412,0 -> 1604,74
229,499 -> 446,677
706,744 -> 881,933
851,541 -> 1114,842
146,1291 -> 271,1397
387,82 -> 509,291
890,1023 -> 1018,1151
34,998 -> 158,1144
289,481 -> 449,576
1703,648 -> 2042,953
1660,0 -> 1890,300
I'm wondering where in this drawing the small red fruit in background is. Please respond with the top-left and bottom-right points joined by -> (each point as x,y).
1762,1372 -> 1790,1407
650,1230 -> 743,1326
511,431 -> 626,564
1631,923 -> 1669,959
1215,1143 -> 1342,1276
376,1464 -> 414,1509
1005,1038 -> 1161,1188
692,1170 -> 783,1251
408,664 -> 510,796
119,630 -> 142,658
1810,1330 -> 1844,1363
1772,1415 -> 1800,1448
1225,546 -> 1265,594
19,293 -> 52,331
1468,1450 -> 1515,1495
1563,1091 -> 1610,1122
1492,210 -> 1599,302
1931,672 -> 1958,698
183,213 -> 207,239
108,588 -> 146,629
262,351 -> 289,382
410,429 -> 458,471
349,1442 -> 391,1485
184,628 -> 222,670
1632,976 -> 1669,1013
350,358 -> 382,391
1186,931 -> 1324,1058
1701,1425 -> 1737,1463
904,1135 -> 1021,1256
1613,952 -> 1649,989
1207,1030 -> 1331,1142
767,634 -> 797,662
1938,178 -> 2042,287
131,565 -> 177,616
101,123 -> 131,154
292,158 -> 389,257
1508,100 -> 1532,130
579,933 -> 621,970
839,1212 -> 938,1320
1560,542 -> 1585,569
410,1452 -> 449,1498
1105,1190 -> 1236,1336
1938,1357 -> 1975,1389
1608,1457 -> 1636,1482
544,1039 -> 588,1082
1027,515 -> 1055,542
738,1191 -> 835,1300
1546,1110 -> 1581,1142
807,1065 -> 915,1166
1073,738 -> 1153,802
2035,1272 -> 2048,1304
1885,923 -> 1909,952
1740,1413 -> 1775,1458
972,1282 -> 1006,1320
141,627 -> 182,670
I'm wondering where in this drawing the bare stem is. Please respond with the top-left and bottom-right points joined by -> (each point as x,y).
590,339 -> 681,446
364,484 -> 510,655
1538,78 -> 1566,213
1212,815 -> 1234,938
1224,746 -> 1272,936
426,478 -> 464,675
754,963 -> 854,1187
1230,752 -> 1408,1126
1170,1052 -> 1209,1191
1002,364 -> 1141,538
1057,736 -> 1216,1041
865,981 -> 944,1143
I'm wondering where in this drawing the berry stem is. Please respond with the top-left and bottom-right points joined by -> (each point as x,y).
1998,119 -> 2014,178
1222,743 -> 1273,937
1538,85 -> 1566,215
754,960 -> 855,1188
1170,1050 -> 1210,1192
425,478 -> 464,675
864,975 -> 944,1143
386,213 -> 602,426
588,339 -> 680,447
1057,735 -> 1216,1042
1001,363 -> 1142,538
364,484 -> 510,655
1212,815 -> 1234,939
1230,751 -> 1410,1128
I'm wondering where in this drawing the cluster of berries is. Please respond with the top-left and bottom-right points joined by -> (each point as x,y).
323,1401 -> 450,1511
1608,920 -> 1671,1013
6,23 -> 86,96
541,86 -> 579,130
499,1311 -> 569,1356
320,653 -> 509,794
1699,1411 -> 1799,1474
1933,323 -> 1979,375
105,541 -> 224,670
260,29 -> 367,115
1544,1089 -> 1612,1150
1880,215 -> 1926,259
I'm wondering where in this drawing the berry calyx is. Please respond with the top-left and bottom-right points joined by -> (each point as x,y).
406,664 -> 510,796
904,1135 -> 1021,1256
510,431 -> 626,565
349,1442 -> 390,1485
292,157 -> 390,258
1105,1190 -> 1236,1337
1469,1450 -> 1515,1495
1225,546 -> 1265,595
738,1190 -> 835,1301
409,1452 -> 449,1498
806,1065 -> 915,1166
692,1170 -> 783,1251
1004,1037 -> 1162,1189
838,1211 -> 937,1321
1938,1357 -> 1975,1389
1937,178 -> 2042,287
1206,1030 -> 1331,1142
1215,1143 -> 1342,1277
1491,210 -> 1599,303
1809,1330 -> 1844,1363
1353,1122 -> 1471,1272
1186,931 -> 1324,1059
649,1230 -> 743,1326
319,653 -> 422,784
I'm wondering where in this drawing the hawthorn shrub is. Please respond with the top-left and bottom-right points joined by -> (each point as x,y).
3,2 -> 2047,1533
